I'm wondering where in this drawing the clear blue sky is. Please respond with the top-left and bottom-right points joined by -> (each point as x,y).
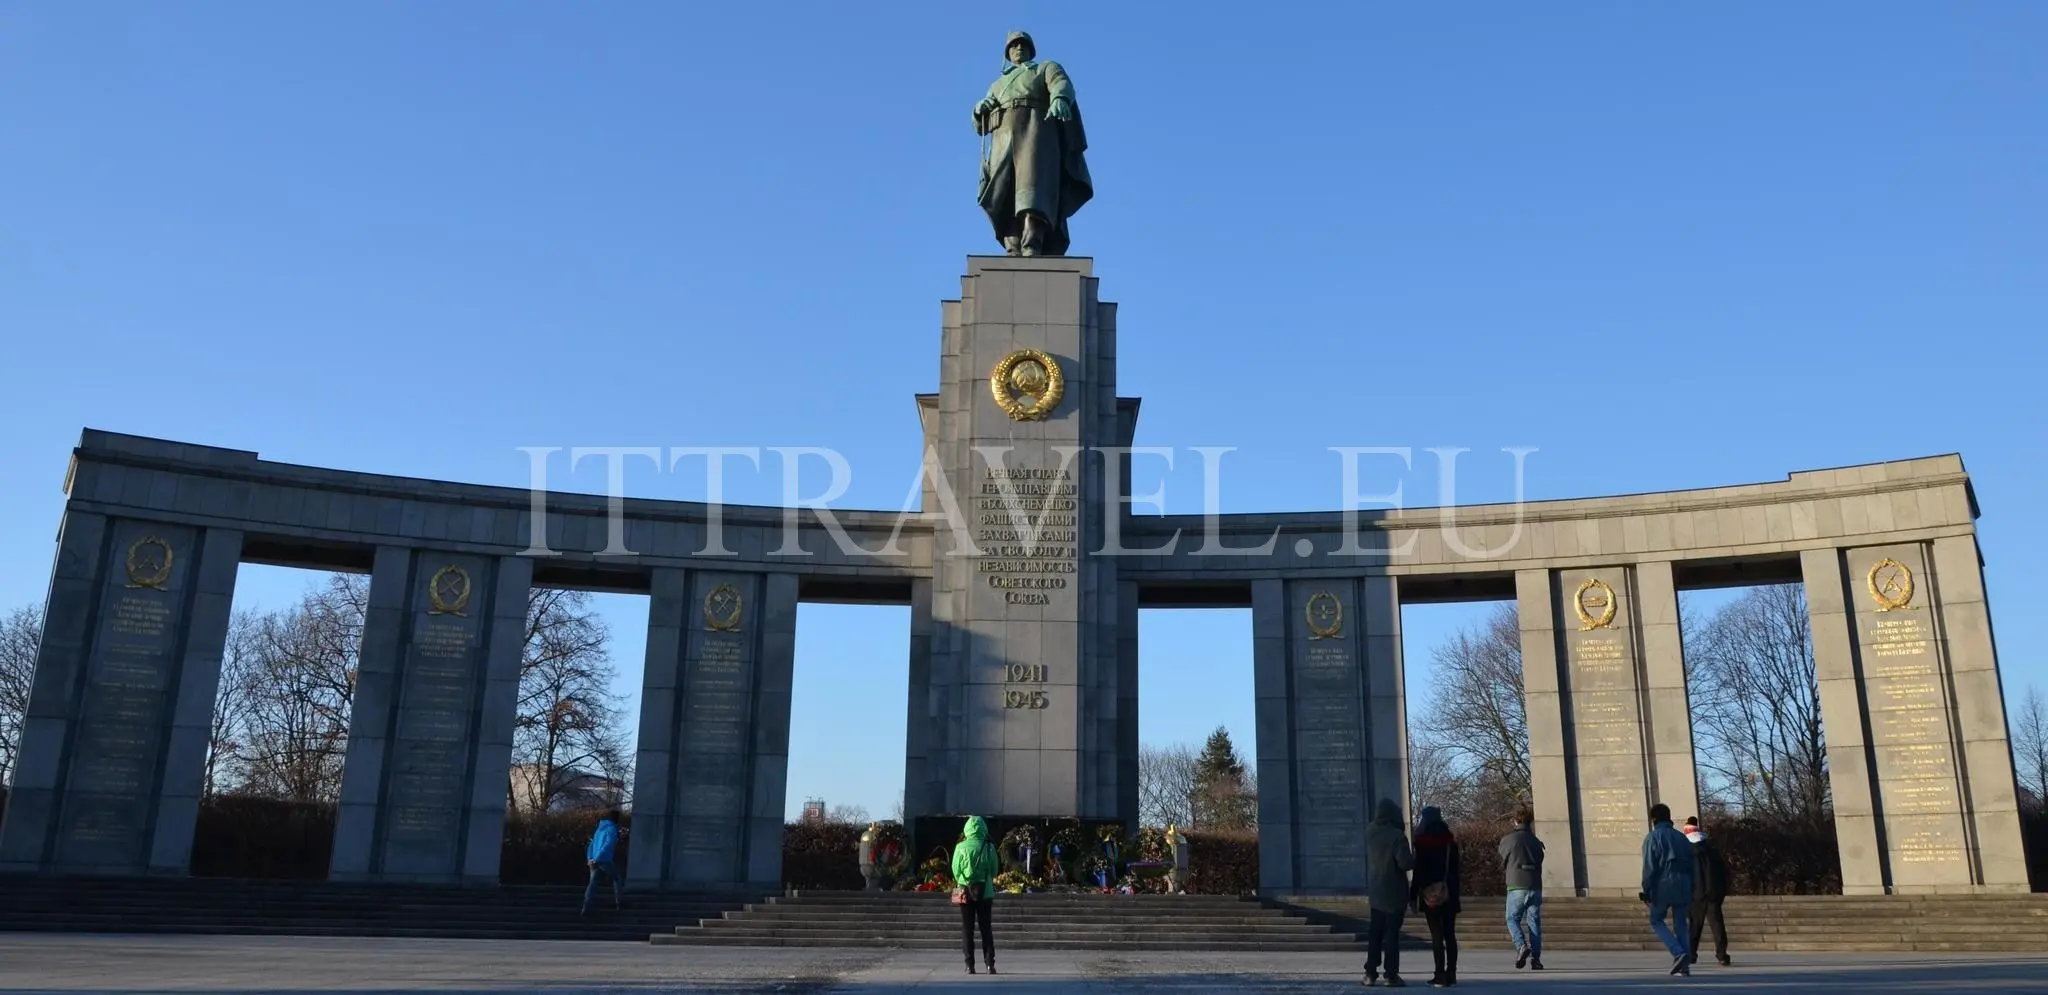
3,3 -> 2043,821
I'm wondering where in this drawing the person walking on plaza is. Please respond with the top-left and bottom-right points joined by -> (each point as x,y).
1362,797 -> 1415,987
1497,807 -> 1545,971
952,815 -> 999,975
580,809 -> 623,918
1684,817 -> 1732,967
1639,803 -> 1696,976
1410,805 -> 1463,988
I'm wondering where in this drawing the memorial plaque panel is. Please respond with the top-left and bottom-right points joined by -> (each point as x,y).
52,522 -> 200,871
1554,568 -> 1654,893
363,552 -> 500,881
1843,544 -> 1973,887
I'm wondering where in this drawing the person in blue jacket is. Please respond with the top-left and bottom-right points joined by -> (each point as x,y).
1639,803 -> 1696,976
582,809 -> 623,917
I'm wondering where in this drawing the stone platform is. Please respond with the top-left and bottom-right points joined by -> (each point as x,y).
6,933 -> 2048,993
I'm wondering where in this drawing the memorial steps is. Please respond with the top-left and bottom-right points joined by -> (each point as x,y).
0,876 -> 755,941
1280,895 -> 2048,953
651,892 -> 1363,951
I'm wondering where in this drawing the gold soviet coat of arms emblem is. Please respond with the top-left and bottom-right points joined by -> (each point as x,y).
990,349 -> 1065,421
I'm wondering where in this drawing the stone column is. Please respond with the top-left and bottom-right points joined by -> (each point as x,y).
329,548 -> 530,884
1251,578 -> 1295,893
1801,547 -> 1886,894
1928,536 -> 2030,891
1115,579 -> 1141,831
0,514 -> 242,876
900,577 -> 934,824
1635,561 -> 1700,822
628,569 -> 797,890
1361,576 -> 1409,825
1514,569 -> 1578,894
1807,541 -> 2029,893
1252,577 -> 1375,894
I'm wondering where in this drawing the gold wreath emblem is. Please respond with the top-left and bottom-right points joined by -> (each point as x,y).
1867,557 -> 1915,612
704,583 -> 743,632
1305,591 -> 1344,640
1574,577 -> 1618,631
124,536 -> 174,590
989,349 -> 1065,422
427,565 -> 472,616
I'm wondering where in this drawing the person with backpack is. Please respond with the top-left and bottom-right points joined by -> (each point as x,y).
580,809 -> 623,917
1410,805 -> 1463,988
952,815 -> 999,975
1684,817 -> 1732,967
1497,807 -> 1545,971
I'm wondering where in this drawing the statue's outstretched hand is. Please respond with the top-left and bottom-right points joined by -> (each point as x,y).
1047,96 -> 1075,122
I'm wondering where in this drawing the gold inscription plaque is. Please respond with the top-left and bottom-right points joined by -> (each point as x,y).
1867,557 -> 1916,612
989,349 -> 1065,421
124,536 -> 173,590
1574,577 -> 1618,631
427,565 -> 472,616
1305,591 -> 1344,640
703,583 -> 743,632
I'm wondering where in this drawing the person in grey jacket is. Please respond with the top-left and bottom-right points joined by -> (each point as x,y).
1639,803 -> 1696,976
1497,807 -> 1545,970
1363,797 -> 1415,987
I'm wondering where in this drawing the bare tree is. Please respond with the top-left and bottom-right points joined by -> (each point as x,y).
825,803 -> 871,825
1413,603 -> 1530,822
509,587 -> 627,814
202,610 -> 266,797
0,605 -> 42,787
1409,738 -> 1475,822
1139,743 -> 1198,828
235,579 -> 361,801
1685,584 -> 1826,824
2011,685 -> 2048,815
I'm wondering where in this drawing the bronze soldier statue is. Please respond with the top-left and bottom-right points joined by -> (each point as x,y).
974,31 -> 1094,256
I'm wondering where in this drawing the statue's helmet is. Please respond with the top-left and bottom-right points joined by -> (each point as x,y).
1005,31 -> 1036,62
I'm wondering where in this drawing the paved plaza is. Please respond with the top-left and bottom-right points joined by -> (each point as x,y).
1,936 -> 2045,994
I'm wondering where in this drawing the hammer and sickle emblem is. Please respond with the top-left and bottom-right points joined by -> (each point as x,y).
1866,558 -> 1915,612
704,583 -> 744,632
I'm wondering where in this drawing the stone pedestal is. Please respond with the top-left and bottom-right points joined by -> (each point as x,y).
329,547 -> 530,884
907,256 -> 1135,823
626,570 -> 797,890
0,514 -> 241,875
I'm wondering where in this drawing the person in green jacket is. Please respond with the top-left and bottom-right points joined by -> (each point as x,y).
952,815 -> 999,974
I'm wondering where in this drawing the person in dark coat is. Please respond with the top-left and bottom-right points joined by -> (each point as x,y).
1363,797 -> 1414,987
1684,818 -> 1732,966
1410,805 -> 1463,988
